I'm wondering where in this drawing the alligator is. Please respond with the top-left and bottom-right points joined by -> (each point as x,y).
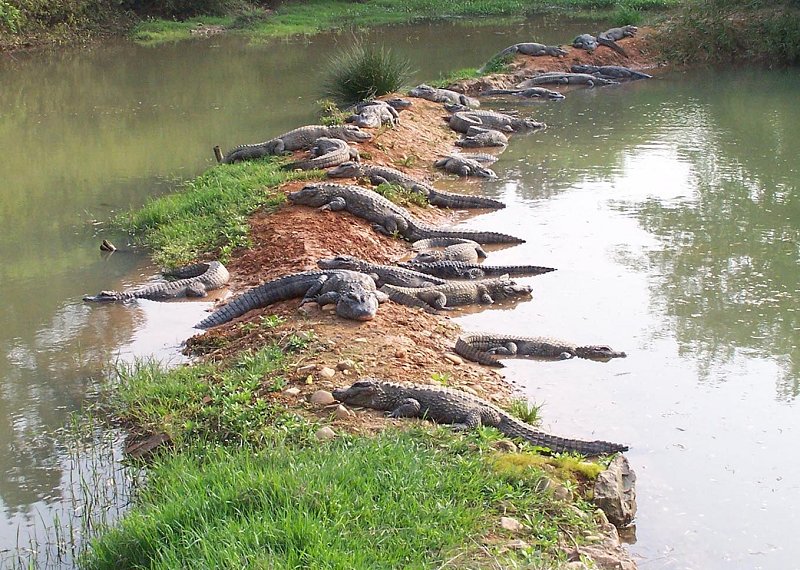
326,161 -> 505,210
221,125 -> 372,164
411,237 -> 487,264
598,25 -> 637,41
316,255 -> 447,288
346,101 -> 400,128
84,261 -> 230,302
570,64 -> 652,80
379,276 -> 532,313
493,42 -> 568,59
455,127 -> 509,148
434,155 -> 497,178
572,33 -> 598,52
288,183 -> 525,244
408,84 -> 480,108
518,73 -> 619,88
455,333 -> 628,367
333,379 -> 629,455
282,138 -> 359,171
481,87 -> 565,100
195,270 -> 387,328
398,260 -> 556,280
447,110 -> 546,134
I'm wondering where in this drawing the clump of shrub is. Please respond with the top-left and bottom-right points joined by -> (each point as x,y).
0,0 -> 23,33
321,42 -> 412,105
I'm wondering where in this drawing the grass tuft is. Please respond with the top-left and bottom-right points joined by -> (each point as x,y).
321,42 -> 413,105
505,398 -> 542,425
373,182 -> 428,207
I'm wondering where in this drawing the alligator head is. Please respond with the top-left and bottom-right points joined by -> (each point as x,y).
287,185 -> 327,207
337,125 -> 373,142
327,161 -> 361,179
317,254 -> 361,271
332,378 -> 386,407
574,345 -> 627,360
335,284 -> 380,321
385,98 -> 413,110
496,282 -> 533,300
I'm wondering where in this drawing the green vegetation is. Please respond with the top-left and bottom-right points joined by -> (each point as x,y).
116,157 -> 322,267
322,42 -> 412,105
656,0 -> 800,65
373,181 -> 429,207
506,397 -> 543,425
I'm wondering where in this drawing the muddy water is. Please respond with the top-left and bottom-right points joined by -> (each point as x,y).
0,18 -> 598,565
456,69 -> 800,569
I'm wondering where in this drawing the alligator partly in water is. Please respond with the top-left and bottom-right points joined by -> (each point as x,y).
434,154 -> 497,178
398,260 -> 556,280
380,276 -> 532,313
481,87 -> 565,100
410,237 -> 487,264
519,73 -> 619,88
316,255 -> 447,288
455,333 -> 628,367
448,110 -> 546,134
455,126 -> 510,148
570,64 -> 652,81
333,379 -> 629,455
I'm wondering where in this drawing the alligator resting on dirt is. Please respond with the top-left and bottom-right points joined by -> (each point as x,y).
434,155 -> 497,178
455,333 -> 628,367
455,126 -> 510,148
326,161 -> 506,209
288,183 -> 524,244
333,379 -> 629,455
346,99 -> 411,128
570,64 -> 652,81
195,270 -> 387,328
397,260 -> 556,280
379,276 -> 532,314
83,261 -> 230,302
408,84 -> 480,108
448,110 -> 546,134
410,237 -> 487,264
282,137 -> 359,171
316,255 -> 447,288
481,87 -> 566,100
518,73 -> 619,88
221,125 -> 372,164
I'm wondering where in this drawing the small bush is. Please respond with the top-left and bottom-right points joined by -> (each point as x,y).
228,4 -> 269,29
0,0 -> 23,32
612,4 -> 642,26
321,42 -> 412,105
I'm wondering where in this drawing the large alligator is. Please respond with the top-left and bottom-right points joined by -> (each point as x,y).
455,127 -> 509,148
398,260 -> 556,280
448,110 -> 546,134
379,276 -> 532,313
326,161 -> 505,209
282,138 -> 359,171
434,155 -> 497,178
519,73 -> 619,88
195,270 -> 387,328
411,237 -> 487,264
84,261 -> 229,302
316,255 -> 447,288
481,87 -> 565,100
346,100 -> 406,128
288,183 -> 525,244
598,25 -> 638,41
408,84 -> 480,108
493,42 -> 568,58
572,33 -> 598,52
333,379 -> 629,455
570,64 -> 652,80
455,333 -> 628,367
221,125 -> 371,164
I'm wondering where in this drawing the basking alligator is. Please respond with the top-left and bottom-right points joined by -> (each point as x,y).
316,255 -> 447,288
411,237 -> 487,264
599,25 -> 638,41
455,127 -> 509,148
288,183 -> 524,244
572,33 -> 598,52
493,42 -> 568,58
455,333 -> 628,367
282,138 -> 359,171
408,84 -> 480,108
380,276 -> 532,314
84,261 -> 229,302
346,100 -> 407,128
333,379 -> 629,455
326,161 -> 505,209
519,73 -> 619,88
398,260 -> 556,280
481,87 -> 565,100
448,110 -> 546,134
221,125 -> 371,164
434,155 -> 497,178
571,64 -> 652,80
195,270 -> 387,328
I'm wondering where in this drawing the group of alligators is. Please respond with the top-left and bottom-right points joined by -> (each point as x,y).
85,29 -> 648,455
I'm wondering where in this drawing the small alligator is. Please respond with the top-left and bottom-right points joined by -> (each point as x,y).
411,237 -> 487,264
84,261 -> 229,302
221,125 -> 371,164
455,333 -> 628,367
282,138 -> 359,171
519,73 -> 619,88
326,161 -> 505,209
434,155 -> 497,178
408,84 -> 480,108
316,255 -> 447,288
380,276 -> 532,313
448,110 -> 546,134
493,42 -> 568,59
570,64 -> 652,80
333,379 -> 629,455
195,270 -> 387,328
288,183 -> 525,244
455,127 -> 509,148
346,100 -> 402,128
481,87 -> 565,100
398,260 -> 556,280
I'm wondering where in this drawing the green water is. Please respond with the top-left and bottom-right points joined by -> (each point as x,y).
1,21 -> 798,569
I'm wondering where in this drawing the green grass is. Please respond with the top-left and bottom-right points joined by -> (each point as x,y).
116,157 -> 322,267
131,16 -> 230,44
373,182 -> 429,207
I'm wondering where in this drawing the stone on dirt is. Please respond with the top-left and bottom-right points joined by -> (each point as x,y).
593,455 -> 637,528
315,426 -> 336,441
310,390 -> 336,405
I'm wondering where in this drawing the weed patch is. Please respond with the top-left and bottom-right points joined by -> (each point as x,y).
321,42 -> 413,105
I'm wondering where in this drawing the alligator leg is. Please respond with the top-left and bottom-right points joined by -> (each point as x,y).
478,286 -> 494,304
488,342 -> 519,356
320,197 -> 348,212
418,291 -> 451,311
299,275 -> 330,304
388,398 -> 421,418
314,291 -> 342,306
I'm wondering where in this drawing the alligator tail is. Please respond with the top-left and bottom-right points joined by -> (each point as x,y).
427,192 -> 506,210
499,416 -> 629,455
479,264 -> 556,277
596,36 -> 627,56
455,336 -> 504,367
415,226 -> 525,245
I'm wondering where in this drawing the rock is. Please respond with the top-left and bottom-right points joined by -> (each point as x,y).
336,359 -> 355,371
443,353 -> 463,365
500,516 -> 524,532
314,426 -> 336,441
394,349 -> 406,358
594,455 -> 637,528
491,439 -> 518,453
283,387 -> 301,397
310,390 -> 336,405
297,364 -> 316,374
297,304 -> 321,317
319,367 -> 336,379
334,404 -> 352,419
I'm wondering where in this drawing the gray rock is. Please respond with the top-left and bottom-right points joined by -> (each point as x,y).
315,426 -> 336,441
310,390 -> 336,405
594,455 -> 637,528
